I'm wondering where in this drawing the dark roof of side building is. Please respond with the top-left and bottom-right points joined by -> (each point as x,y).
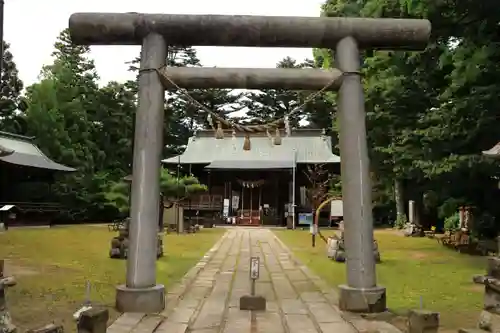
0,131 -> 75,172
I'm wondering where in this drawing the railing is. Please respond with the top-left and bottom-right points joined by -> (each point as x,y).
180,195 -> 223,211
0,201 -> 63,213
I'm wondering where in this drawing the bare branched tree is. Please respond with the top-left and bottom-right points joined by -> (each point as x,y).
303,164 -> 331,210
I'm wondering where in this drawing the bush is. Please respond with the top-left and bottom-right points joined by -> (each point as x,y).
444,212 -> 460,232
394,214 -> 408,229
438,198 -> 465,220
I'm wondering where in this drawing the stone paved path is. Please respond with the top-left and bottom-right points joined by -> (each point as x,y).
107,228 -> 399,333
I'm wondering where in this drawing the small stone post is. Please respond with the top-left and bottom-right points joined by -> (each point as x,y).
177,204 -> 184,233
409,200 -> 416,224
0,260 -> 16,333
240,257 -> 266,311
470,255 -> 500,332
404,200 -> 422,237
459,206 -> 465,230
77,308 -> 109,333
408,309 -> 439,333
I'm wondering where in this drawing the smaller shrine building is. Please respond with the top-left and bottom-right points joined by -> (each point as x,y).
0,131 -> 75,226
162,129 -> 340,226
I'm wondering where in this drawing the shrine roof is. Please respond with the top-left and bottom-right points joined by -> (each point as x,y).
483,142 -> 500,159
162,129 -> 340,169
0,142 -> 14,157
0,131 -> 75,172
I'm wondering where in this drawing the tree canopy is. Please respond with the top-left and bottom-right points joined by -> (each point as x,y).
314,0 -> 500,236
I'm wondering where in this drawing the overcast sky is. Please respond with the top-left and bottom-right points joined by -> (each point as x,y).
5,0 -> 324,87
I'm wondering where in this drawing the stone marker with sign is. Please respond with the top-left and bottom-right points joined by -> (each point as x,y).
239,257 -> 266,311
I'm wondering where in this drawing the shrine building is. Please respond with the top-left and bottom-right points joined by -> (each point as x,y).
162,128 -> 340,227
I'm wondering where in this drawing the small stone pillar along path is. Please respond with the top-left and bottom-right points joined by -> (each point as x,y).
107,228 -> 396,333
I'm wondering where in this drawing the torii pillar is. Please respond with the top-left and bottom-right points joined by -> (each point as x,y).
68,13 -> 431,313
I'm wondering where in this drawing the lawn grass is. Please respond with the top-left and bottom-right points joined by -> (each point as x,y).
274,229 -> 485,330
0,225 -> 225,332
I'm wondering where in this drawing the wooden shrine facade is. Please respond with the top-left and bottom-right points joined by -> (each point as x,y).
0,131 -> 75,226
162,129 -> 340,226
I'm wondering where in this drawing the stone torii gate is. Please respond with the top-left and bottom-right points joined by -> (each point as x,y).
69,13 -> 431,313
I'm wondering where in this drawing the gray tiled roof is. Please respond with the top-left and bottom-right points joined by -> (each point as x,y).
0,143 -> 13,157
483,143 -> 500,159
162,129 -> 340,169
0,133 -> 75,172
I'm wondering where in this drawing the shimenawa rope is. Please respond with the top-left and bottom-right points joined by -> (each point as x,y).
140,65 -> 340,133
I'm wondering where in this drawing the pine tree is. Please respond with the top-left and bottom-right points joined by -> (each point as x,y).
0,41 -> 24,133
24,29 -> 107,219
128,46 -> 246,155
